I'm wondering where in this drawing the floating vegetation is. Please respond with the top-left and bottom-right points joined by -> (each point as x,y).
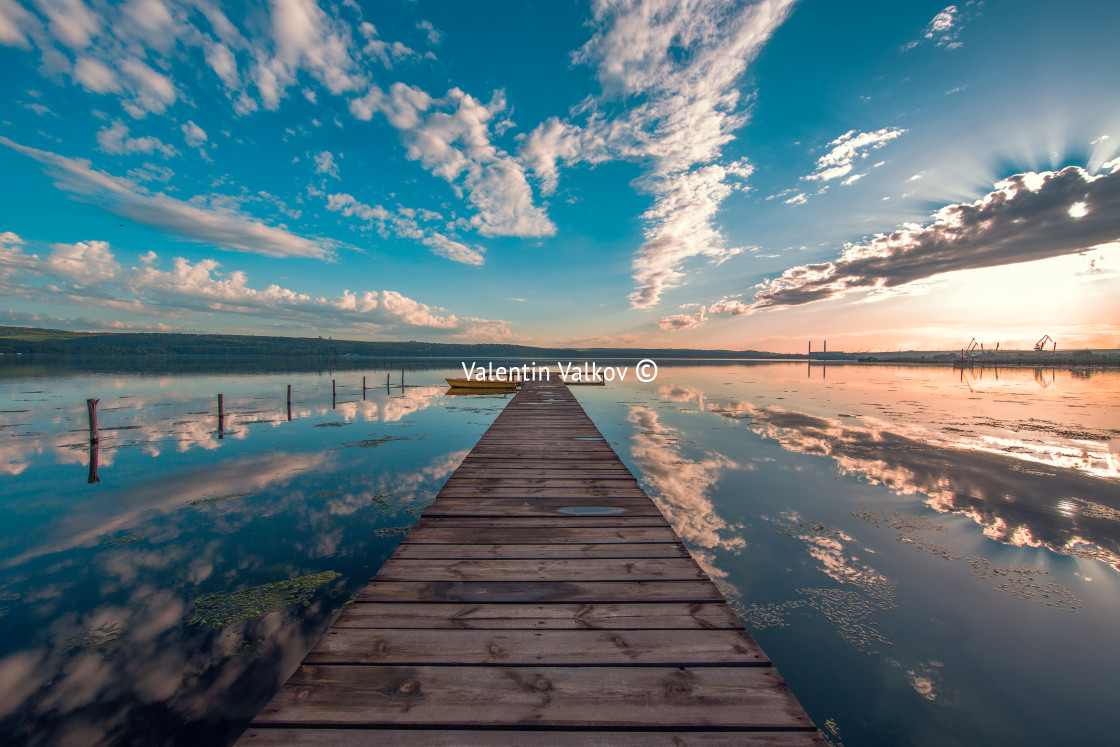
858,508 -> 1083,612
775,520 -> 845,538
736,599 -> 803,629
965,558 -> 1082,611
799,587 -> 892,653
370,493 -> 389,506
373,526 -> 409,538
313,490 -> 338,499
314,422 -> 349,427
1072,497 -> 1120,522
854,508 -> 956,562
404,505 -> 423,515
101,533 -> 143,545
189,570 -> 341,628
191,492 -> 255,506
66,623 -> 122,649
343,435 -> 410,448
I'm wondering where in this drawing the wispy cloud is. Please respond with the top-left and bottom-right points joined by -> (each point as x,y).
803,127 -> 906,184
906,4 -> 976,51
325,192 -> 484,265
522,0 -> 796,309
313,150 -> 340,178
752,165 -> 1120,311
2,137 -> 332,259
96,120 -> 178,158
350,84 -> 554,238
0,235 -> 508,337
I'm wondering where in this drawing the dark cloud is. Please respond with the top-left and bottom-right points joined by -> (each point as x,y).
752,166 -> 1120,310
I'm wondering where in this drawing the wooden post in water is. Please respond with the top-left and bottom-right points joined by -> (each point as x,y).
217,394 -> 224,439
86,398 -> 99,443
386,373 -> 390,392
88,439 -> 100,484
287,384 -> 292,422
87,398 -> 100,483
332,379 -> 336,409
362,376 -> 366,400
401,368 -> 405,388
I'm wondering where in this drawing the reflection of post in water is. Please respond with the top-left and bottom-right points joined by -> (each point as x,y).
86,398 -> 100,484
217,393 -> 224,439
287,384 -> 292,421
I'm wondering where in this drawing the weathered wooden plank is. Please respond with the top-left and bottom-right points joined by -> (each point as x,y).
375,558 -> 706,582
423,498 -> 661,517
355,580 -> 726,603
393,543 -> 689,559
436,488 -> 650,498
401,526 -> 680,544
251,665 -> 814,729
412,517 -> 668,528
238,729 -> 828,746
305,629 -> 769,665
332,602 -> 745,630
451,469 -> 637,479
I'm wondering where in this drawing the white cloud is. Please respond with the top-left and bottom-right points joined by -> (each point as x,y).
657,296 -> 750,331
804,127 -> 907,182
181,120 -> 207,147
416,19 -> 443,46
0,237 -> 508,336
96,120 -> 178,157
751,165 -> 1120,311
523,0 -> 797,308
325,192 -> 484,265
313,150 -> 339,178
3,136 -> 332,259
0,0 -> 35,49
352,83 -> 554,238
907,5 -> 972,50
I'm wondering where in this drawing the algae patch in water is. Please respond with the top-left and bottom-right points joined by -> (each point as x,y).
189,570 -> 341,628
191,492 -> 255,506
343,435 -> 411,448
101,533 -> 143,545
66,623 -> 122,649
373,525 -> 409,538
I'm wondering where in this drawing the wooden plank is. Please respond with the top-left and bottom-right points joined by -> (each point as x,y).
251,665 -> 814,729
238,729 -> 828,746
422,498 -> 660,517
304,629 -> 769,665
401,526 -> 680,544
393,543 -> 689,559
374,558 -> 706,582
355,581 -> 726,603
436,488 -> 650,498
411,517 -> 668,528
332,602 -> 746,630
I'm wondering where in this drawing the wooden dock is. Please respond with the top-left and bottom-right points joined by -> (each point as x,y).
238,380 -> 822,745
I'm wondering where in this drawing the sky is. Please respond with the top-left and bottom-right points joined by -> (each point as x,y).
0,0 -> 1118,353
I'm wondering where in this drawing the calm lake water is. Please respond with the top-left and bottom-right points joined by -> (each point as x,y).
1,359 -> 1117,745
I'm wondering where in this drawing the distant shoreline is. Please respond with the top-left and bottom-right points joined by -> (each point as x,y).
1,325 -> 1116,367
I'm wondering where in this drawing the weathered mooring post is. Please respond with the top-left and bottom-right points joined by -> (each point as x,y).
287,384 -> 292,422
332,379 -> 336,409
87,398 -> 100,483
86,398 -> 99,443
217,394 -> 224,439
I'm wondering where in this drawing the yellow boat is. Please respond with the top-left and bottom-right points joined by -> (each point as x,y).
445,377 -> 518,389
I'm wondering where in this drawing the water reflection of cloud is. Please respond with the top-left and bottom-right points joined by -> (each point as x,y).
0,384 -> 447,476
660,384 -> 1120,573
2,453 -> 329,569
625,405 -> 746,559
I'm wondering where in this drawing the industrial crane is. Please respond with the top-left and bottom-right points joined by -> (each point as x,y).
1034,335 -> 1056,352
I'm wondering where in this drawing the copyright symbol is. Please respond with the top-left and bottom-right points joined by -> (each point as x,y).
635,359 -> 658,383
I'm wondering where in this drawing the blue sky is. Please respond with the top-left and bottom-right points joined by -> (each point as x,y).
1,0 -> 1117,352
